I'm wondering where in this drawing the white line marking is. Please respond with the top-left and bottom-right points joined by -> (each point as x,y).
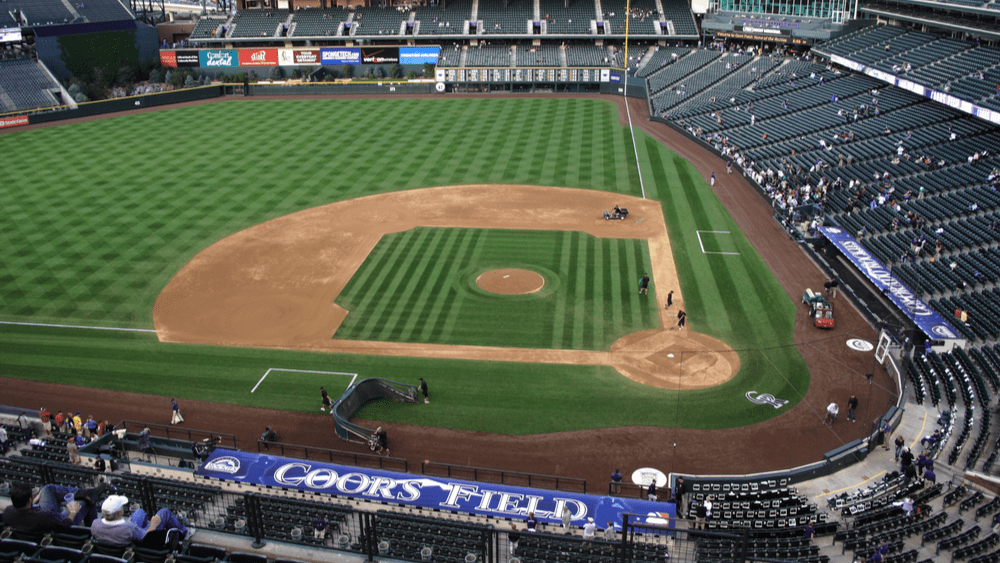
695,230 -> 740,255
251,368 -> 359,393
624,80 -> 646,200
0,321 -> 157,333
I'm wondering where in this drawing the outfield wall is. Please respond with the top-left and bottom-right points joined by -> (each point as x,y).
24,85 -> 224,126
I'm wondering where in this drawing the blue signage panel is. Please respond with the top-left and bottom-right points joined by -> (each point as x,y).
198,450 -> 674,528
819,226 -> 961,340
400,46 -> 440,65
321,47 -> 361,65
199,49 -> 237,68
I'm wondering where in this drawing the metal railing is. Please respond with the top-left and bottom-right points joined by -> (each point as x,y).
117,420 -> 237,449
421,460 -> 587,493
256,440 -> 407,473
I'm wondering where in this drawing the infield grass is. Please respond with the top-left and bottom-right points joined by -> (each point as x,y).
333,228 -> 661,350
0,97 -> 808,432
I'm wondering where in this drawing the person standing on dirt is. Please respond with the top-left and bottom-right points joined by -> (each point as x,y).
320,387 -> 331,411
847,395 -> 858,422
419,378 -> 429,404
710,172 -> 716,186
639,274 -> 650,295
666,290 -> 674,309
171,399 -> 184,425
675,310 -> 686,330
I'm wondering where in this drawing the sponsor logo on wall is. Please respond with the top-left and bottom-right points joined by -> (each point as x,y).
279,49 -> 321,65
361,47 -> 399,64
321,47 -> 360,65
400,46 -> 440,65
238,49 -> 278,66
160,50 -> 177,68
199,49 -> 237,68
175,50 -> 200,67
0,115 -> 29,128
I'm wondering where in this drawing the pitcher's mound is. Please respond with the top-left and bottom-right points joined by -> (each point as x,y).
477,269 -> 545,295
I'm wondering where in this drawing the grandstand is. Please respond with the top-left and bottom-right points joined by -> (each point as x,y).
0,59 -> 64,112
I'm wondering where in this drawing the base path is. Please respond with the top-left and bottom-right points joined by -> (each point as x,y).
153,184 -> 736,390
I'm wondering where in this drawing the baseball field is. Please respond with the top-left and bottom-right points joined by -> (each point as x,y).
0,96 -> 811,443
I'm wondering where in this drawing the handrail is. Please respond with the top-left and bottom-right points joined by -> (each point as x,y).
117,419 -> 237,448
421,461 -> 586,493
256,440 -> 407,473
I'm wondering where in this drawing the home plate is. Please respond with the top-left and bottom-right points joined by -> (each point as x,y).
667,353 -> 674,358
503,275 -> 510,278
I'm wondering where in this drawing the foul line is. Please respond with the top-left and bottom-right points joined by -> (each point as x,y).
0,320 -> 156,333
624,80 -> 646,200
696,230 -> 740,256
251,368 -> 359,394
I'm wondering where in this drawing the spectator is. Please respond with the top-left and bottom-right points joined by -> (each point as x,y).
803,521 -> 814,539
603,521 -> 616,541
91,495 -> 193,546
508,523 -> 520,553
55,411 -> 66,434
17,412 -> 31,441
526,512 -> 537,532
3,481 -> 105,533
673,477 -> 685,517
582,517 -> 596,543
312,515 -> 328,540
72,412 -> 83,433
68,437 -> 81,465
647,481 -> 657,501
0,426 -> 8,454
39,408 -> 52,437
261,426 -> 277,450
561,507 -> 572,531
610,468 -> 623,494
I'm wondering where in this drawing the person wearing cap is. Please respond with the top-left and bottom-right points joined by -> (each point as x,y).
261,426 -> 277,450
39,408 -> 52,437
2,481 -> 104,534
610,468 -> 623,494
583,517 -> 596,543
91,495 -> 192,546
375,427 -> 389,457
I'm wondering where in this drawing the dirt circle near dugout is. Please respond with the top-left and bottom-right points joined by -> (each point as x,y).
476,269 -> 545,295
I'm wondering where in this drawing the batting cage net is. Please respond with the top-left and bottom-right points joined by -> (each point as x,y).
332,378 -> 418,444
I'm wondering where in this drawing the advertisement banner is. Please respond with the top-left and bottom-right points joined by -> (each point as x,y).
198,449 -> 675,528
361,47 -> 399,64
175,49 -> 200,67
238,49 -> 278,67
199,49 -> 237,68
321,47 -> 360,65
160,50 -> 177,68
1,27 -> 23,43
819,226 -> 962,341
278,49 -> 321,66
400,46 -> 440,65
0,115 -> 29,129
716,30 -> 807,44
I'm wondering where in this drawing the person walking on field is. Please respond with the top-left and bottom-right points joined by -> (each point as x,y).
320,387 -> 331,411
847,395 -> 858,422
170,399 -> 184,425
639,274 -> 650,295
710,172 -> 716,186
418,378 -> 429,404
675,310 -> 686,330
665,290 -> 674,309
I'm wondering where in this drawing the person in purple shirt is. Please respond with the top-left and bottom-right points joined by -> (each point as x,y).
90,495 -> 192,546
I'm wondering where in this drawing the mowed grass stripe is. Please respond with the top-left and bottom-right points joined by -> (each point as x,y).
572,232 -> 589,349
418,229 -> 477,342
438,229 -> 490,342
373,228 -> 436,340
551,231 -> 573,348
391,228 -> 450,341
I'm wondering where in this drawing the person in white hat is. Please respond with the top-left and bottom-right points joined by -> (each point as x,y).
583,517 -> 596,543
90,495 -> 193,546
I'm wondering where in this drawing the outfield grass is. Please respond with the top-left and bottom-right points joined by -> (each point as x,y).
334,227 -> 661,350
0,97 -> 808,432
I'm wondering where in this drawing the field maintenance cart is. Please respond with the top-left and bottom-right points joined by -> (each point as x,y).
802,288 -> 835,329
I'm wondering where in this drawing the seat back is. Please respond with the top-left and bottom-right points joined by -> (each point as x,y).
88,555 -> 131,563
226,552 -> 267,563
0,539 -> 40,559
92,541 -> 129,558
36,546 -> 88,563
132,546 -> 171,563
187,544 -> 226,560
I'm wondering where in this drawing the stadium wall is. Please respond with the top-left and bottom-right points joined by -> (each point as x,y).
25,85 -> 223,125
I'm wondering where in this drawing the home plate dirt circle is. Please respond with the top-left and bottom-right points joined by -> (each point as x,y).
476,269 -> 545,295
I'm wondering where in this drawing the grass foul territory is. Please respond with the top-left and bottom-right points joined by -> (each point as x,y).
0,97 -> 807,432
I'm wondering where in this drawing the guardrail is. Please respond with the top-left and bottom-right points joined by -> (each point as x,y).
421,461 -> 586,493
256,440 -> 407,473
117,419 -> 237,449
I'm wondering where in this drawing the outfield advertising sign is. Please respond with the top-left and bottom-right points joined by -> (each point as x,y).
199,49 -> 237,68
239,49 -> 279,66
198,449 -> 674,528
361,47 -> 399,64
400,46 -> 440,65
175,50 -> 200,67
321,47 -> 360,65
159,50 -> 177,68
0,115 -> 29,128
278,49 -> 321,65
819,226 -> 961,341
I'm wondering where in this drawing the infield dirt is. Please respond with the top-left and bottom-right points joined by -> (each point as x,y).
0,94 -> 893,486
